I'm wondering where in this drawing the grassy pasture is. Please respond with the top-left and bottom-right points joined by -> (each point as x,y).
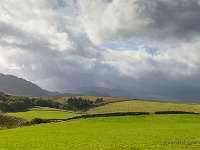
87,100 -> 200,114
7,107 -> 80,121
0,115 -> 200,149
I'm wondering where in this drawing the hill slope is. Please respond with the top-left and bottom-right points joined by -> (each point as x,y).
64,86 -> 200,102
87,100 -> 200,114
0,73 -> 51,97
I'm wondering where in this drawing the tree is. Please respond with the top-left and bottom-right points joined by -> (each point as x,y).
7,100 -> 25,111
95,98 -> 104,104
65,97 -> 94,110
0,101 -> 10,112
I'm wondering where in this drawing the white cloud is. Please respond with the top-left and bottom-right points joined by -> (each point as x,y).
102,41 -> 200,82
0,0 -> 200,101
78,0 -> 200,45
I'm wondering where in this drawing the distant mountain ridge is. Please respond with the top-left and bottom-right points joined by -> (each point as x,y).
0,74 -> 114,98
80,90 -> 111,97
63,86 -> 200,102
0,73 -> 51,97
63,86 -> 135,98
1,73 -> 200,102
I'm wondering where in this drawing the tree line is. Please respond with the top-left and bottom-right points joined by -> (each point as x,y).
0,92 -> 104,112
60,97 -> 104,111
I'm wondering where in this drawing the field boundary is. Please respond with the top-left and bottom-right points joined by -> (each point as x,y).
27,112 -> 150,125
155,111 -> 199,114
26,111 -> 200,125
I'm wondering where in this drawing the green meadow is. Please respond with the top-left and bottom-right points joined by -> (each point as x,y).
2,99 -> 200,149
87,100 -> 200,114
0,115 -> 200,150
7,107 -> 80,121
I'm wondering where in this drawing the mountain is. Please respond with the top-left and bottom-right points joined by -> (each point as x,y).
81,90 -> 111,97
63,86 -> 136,98
1,73 -> 200,102
63,86 -> 200,102
0,73 -> 52,97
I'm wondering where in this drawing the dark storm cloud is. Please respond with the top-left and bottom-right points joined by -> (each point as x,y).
79,0 -> 200,44
0,0 -> 200,101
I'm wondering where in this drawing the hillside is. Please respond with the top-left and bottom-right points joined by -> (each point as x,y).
0,73 -> 53,97
87,100 -> 200,114
63,86 -> 200,102
1,73 -> 200,102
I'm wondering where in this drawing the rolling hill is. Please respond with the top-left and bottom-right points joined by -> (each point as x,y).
64,86 -> 200,102
1,73 -> 200,102
0,73 -> 53,97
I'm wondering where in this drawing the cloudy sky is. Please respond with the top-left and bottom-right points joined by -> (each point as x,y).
0,0 -> 200,98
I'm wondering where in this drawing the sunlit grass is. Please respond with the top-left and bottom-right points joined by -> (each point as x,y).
0,115 -> 200,149
87,100 -> 200,114
7,107 -> 80,121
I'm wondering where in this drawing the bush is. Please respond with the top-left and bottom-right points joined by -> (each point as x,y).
155,111 -> 199,114
0,101 -> 10,112
28,118 -> 51,125
63,112 -> 150,121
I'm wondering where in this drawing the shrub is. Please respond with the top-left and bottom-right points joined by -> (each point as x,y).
28,118 -> 51,125
155,111 -> 199,114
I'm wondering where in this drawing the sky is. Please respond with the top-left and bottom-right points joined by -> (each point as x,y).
0,0 -> 200,98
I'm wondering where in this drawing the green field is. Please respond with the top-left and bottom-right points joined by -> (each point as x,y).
3,99 -> 200,149
0,114 -> 200,149
7,107 -> 80,121
87,100 -> 200,114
